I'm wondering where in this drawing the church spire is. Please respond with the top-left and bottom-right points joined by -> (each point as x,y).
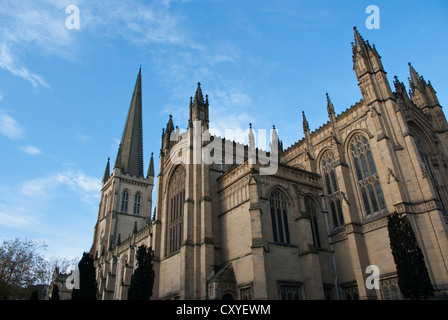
114,67 -> 144,178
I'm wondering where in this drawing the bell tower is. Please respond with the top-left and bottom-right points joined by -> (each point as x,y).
91,68 -> 154,260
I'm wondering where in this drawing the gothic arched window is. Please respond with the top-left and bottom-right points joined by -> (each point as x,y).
167,166 -> 185,254
269,189 -> 290,244
103,195 -> 108,218
320,151 -> 344,228
133,193 -> 141,215
408,121 -> 447,214
121,191 -> 129,213
349,134 -> 386,216
305,196 -> 322,249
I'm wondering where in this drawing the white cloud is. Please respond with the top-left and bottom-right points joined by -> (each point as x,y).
74,133 -> 90,142
20,170 -> 101,203
56,170 -> 101,194
20,145 -> 42,155
0,210 -> 38,228
0,109 -> 25,140
0,0 -> 197,87
0,43 -> 50,88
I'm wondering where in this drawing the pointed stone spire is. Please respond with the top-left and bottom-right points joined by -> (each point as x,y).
103,157 -> 110,182
114,68 -> 144,178
147,152 -> 154,178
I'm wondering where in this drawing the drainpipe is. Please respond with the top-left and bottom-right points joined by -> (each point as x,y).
320,192 -> 340,300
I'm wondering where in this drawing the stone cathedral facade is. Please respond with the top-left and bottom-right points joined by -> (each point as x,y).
89,28 -> 448,300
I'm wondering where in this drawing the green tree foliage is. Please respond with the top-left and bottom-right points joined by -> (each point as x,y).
128,245 -> 155,300
71,252 -> 97,300
387,212 -> 434,299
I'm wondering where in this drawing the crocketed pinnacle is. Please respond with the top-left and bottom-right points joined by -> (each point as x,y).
302,110 -> 309,133
103,157 -> 110,182
326,93 -> 335,114
352,26 -> 368,53
408,62 -> 424,91
194,82 -> 205,105
147,152 -> 155,178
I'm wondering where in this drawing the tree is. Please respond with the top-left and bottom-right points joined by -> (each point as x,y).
387,212 -> 434,299
42,256 -> 79,287
0,238 -> 47,299
128,245 -> 155,300
71,252 -> 97,300
50,284 -> 60,300
29,290 -> 39,300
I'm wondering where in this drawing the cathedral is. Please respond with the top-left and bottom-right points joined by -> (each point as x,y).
89,27 -> 448,300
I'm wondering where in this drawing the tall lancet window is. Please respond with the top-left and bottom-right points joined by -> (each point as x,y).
134,193 -> 141,215
305,197 -> 322,249
269,189 -> 290,244
321,151 -> 344,228
121,191 -> 129,213
167,165 -> 185,254
349,134 -> 386,216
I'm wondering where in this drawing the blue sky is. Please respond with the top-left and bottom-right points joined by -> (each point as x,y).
0,0 -> 447,261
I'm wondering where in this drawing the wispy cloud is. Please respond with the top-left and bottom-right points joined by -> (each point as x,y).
0,0 -> 197,87
20,170 -> 101,204
0,210 -> 39,228
0,109 -> 25,140
20,145 -> 42,155
0,0 -> 75,87
0,43 -> 50,88
74,133 -> 90,142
